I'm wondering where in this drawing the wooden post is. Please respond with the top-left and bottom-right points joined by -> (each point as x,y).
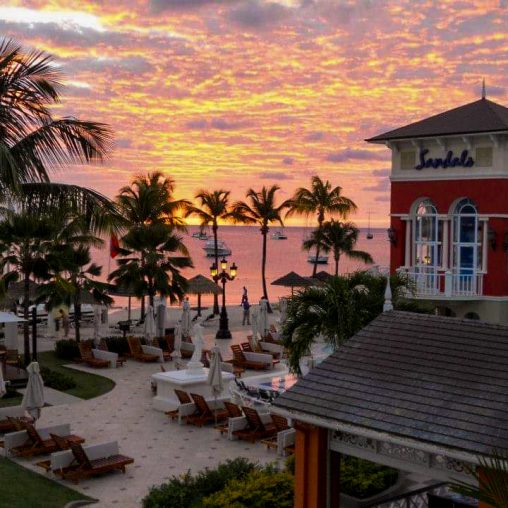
294,421 -> 332,508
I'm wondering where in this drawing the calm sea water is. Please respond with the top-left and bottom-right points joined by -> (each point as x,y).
94,226 -> 389,309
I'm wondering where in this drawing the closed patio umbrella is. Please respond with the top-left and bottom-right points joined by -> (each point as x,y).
172,322 -> 182,365
156,298 -> 167,337
251,309 -> 260,349
207,346 -> 223,424
258,298 -> 269,339
144,305 -> 156,344
279,297 -> 288,325
186,275 -> 221,317
21,362 -> 44,420
93,305 -> 101,345
181,299 -> 191,338
0,367 -> 6,398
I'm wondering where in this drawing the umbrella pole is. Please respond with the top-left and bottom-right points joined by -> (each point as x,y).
197,293 -> 202,317
31,307 -> 37,361
128,296 -> 132,322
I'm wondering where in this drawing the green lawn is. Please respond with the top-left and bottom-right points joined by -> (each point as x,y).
37,351 -> 116,400
0,457 -> 95,508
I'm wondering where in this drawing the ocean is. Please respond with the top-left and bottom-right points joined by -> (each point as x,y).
95,225 -> 390,309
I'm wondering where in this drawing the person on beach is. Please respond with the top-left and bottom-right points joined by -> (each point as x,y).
240,286 -> 248,305
242,297 -> 251,325
59,309 -> 70,338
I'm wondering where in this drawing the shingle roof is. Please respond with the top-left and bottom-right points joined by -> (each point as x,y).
366,98 -> 508,142
273,311 -> 508,456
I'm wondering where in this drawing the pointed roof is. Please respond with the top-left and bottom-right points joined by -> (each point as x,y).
271,271 -> 312,288
366,98 -> 508,143
186,274 -> 221,295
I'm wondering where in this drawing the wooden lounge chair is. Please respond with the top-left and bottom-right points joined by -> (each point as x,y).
59,441 -> 134,484
186,393 -> 228,427
127,337 -> 159,362
165,390 -> 192,420
219,351 -> 244,378
230,345 -> 272,370
10,423 -> 84,458
215,402 -> 243,435
98,340 -> 125,367
0,416 -> 30,435
261,415 -> 290,450
5,349 -> 22,372
242,341 -> 281,362
78,343 -> 109,368
233,407 -> 277,443
165,335 -> 175,355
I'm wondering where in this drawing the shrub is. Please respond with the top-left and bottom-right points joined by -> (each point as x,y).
40,366 -> 77,391
55,339 -> 80,360
285,454 -> 295,475
340,456 -> 398,499
102,336 -> 130,356
142,458 -> 257,508
203,470 -> 294,508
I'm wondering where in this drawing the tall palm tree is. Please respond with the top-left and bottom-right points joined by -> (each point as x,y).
0,38 -> 112,193
232,185 -> 290,312
304,220 -> 373,276
287,176 -> 357,276
185,190 -> 234,314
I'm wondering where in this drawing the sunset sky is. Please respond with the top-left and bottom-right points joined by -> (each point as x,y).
3,1 -> 507,226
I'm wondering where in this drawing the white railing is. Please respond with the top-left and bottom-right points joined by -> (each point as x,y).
400,269 -> 483,298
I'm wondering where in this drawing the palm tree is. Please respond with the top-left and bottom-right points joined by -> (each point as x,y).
109,223 -> 193,309
287,176 -> 357,276
304,220 -> 373,276
0,39 -> 112,193
281,272 -> 424,373
0,211 -> 53,364
185,190 -> 234,314
232,185 -> 290,312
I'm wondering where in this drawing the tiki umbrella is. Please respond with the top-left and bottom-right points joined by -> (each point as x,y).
144,305 -> 156,344
2,280 -> 40,309
271,271 -> 312,295
186,275 -> 221,317
0,367 -> 6,398
22,362 -> 44,420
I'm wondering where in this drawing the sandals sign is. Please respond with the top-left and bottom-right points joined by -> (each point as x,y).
415,149 -> 474,170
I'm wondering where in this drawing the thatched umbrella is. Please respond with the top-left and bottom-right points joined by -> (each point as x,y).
1,281 -> 40,309
186,275 -> 221,317
271,271 -> 312,295
312,271 -> 333,283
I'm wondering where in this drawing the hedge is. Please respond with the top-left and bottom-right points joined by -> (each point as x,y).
40,366 -> 77,391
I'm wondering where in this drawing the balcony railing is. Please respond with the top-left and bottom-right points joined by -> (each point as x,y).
399,268 -> 483,298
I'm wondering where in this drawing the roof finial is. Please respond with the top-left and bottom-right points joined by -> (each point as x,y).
383,275 -> 393,312
482,78 -> 486,100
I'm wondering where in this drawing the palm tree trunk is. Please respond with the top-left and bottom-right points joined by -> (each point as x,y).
74,292 -> 81,342
212,222 -> 220,315
313,214 -> 325,277
23,272 -> 30,366
334,252 -> 340,276
261,226 -> 272,313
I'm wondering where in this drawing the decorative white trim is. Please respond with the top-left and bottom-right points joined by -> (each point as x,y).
391,174 -> 508,182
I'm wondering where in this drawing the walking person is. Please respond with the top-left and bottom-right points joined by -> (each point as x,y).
242,297 -> 251,326
59,309 -> 70,338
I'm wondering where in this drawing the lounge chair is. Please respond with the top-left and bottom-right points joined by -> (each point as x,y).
180,339 -> 194,359
98,340 -> 125,367
186,393 -> 228,427
5,349 -> 22,372
232,407 -> 277,443
53,441 -> 134,484
215,401 -> 243,435
218,351 -> 245,378
4,423 -> 84,458
127,337 -> 159,362
0,407 -> 31,435
242,341 -> 281,363
261,414 -> 290,450
165,390 -> 192,420
78,343 -> 109,368
230,345 -> 273,370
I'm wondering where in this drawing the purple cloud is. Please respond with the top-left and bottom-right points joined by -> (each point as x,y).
257,171 -> 293,180
326,148 -> 388,163
282,157 -> 294,165
304,131 -> 325,142
228,1 -> 292,29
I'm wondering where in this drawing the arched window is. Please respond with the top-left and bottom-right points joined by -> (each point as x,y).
452,198 -> 482,277
414,199 -> 441,269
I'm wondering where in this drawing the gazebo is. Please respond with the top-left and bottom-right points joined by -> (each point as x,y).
271,271 -> 312,295
185,275 -> 221,317
273,310 -> 508,508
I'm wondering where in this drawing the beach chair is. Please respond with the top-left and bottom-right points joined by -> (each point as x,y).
242,341 -> 281,362
186,393 -> 228,427
56,441 -> 134,484
180,339 -> 194,359
261,414 -> 290,450
127,337 -> 159,362
6,422 -> 85,458
165,335 -> 175,355
215,401 -> 243,435
219,351 -> 244,378
98,340 -> 125,367
5,349 -> 22,372
232,407 -> 277,443
230,345 -> 273,370
0,407 -> 31,435
78,343 -> 109,368
165,390 -> 192,420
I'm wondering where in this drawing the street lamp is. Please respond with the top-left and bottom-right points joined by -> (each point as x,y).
211,258 -> 238,339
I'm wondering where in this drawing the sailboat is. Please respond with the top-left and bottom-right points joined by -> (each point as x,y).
366,211 -> 374,239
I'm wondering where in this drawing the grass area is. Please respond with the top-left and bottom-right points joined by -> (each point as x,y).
0,457 -> 94,508
38,351 -> 116,400
0,391 -> 23,408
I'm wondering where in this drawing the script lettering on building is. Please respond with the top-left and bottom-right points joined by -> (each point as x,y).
415,149 -> 474,170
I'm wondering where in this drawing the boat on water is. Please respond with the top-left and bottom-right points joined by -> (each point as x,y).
271,230 -> 287,240
366,211 -> 374,239
307,254 -> 329,264
203,239 -> 232,257
192,231 -> 210,240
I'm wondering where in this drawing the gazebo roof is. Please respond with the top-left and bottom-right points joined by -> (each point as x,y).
271,271 -> 312,288
274,311 -> 508,457
186,275 -> 221,295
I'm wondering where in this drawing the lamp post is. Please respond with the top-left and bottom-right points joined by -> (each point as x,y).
211,257 -> 238,339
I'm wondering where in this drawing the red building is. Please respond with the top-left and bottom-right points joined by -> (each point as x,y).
367,94 -> 508,323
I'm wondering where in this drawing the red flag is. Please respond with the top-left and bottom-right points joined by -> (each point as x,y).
110,234 -> 120,258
